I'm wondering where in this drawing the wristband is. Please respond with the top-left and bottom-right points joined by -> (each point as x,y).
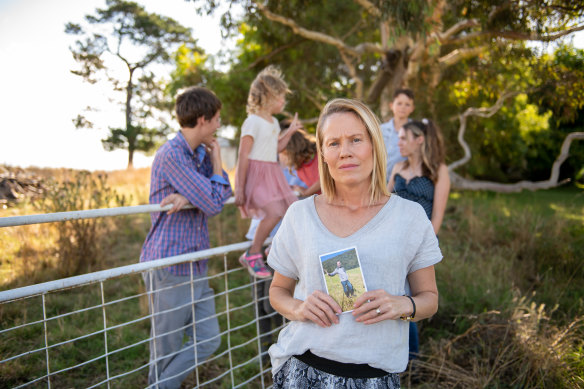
400,295 -> 416,321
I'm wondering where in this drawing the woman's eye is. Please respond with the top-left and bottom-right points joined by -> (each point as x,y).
353,138 -> 361,143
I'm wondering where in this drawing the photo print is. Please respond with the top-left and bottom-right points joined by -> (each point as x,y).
319,246 -> 368,313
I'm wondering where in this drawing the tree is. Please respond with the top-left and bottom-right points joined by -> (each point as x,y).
190,0 -> 584,190
66,0 -> 197,168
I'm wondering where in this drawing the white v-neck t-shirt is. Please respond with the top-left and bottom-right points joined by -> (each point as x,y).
267,194 -> 442,374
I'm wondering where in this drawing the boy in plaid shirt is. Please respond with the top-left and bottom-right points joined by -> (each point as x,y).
141,87 -> 232,388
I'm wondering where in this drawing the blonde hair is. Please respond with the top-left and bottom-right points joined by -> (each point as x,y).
246,66 -> 291,115
402,119 -> 445,183
315,98 -> 389,204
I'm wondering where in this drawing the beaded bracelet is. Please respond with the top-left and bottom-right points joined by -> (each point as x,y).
400,295 -> 416,321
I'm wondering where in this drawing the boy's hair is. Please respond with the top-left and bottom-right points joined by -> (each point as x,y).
402,119 -> 445,183
284,129 -> 317,170
247,66 -> 291,115
316,98 -> 389,204
175,87 -> 222,128
392,88 -> 415,101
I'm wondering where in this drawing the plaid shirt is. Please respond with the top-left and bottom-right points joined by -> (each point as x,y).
140,131 -> 232,275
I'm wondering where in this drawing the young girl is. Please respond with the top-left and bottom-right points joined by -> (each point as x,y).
387,118 -> 450,235
235,66 -> 301,278
282,128 -> 321,197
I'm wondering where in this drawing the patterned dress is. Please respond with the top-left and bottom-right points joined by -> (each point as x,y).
393,174 -> 434,220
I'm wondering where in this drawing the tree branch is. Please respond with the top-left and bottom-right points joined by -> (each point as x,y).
253,1 -> 384,56
353,0 -> 381,18
339,51 -> 364,99
449,91 -> 519,171
444,23 -> 584,45
438,19 -> 480,42
438,46 -> 487,67
448,91 -> 584,192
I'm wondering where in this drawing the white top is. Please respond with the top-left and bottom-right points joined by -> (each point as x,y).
267,195 -> 442,374
241,114 -> 280,162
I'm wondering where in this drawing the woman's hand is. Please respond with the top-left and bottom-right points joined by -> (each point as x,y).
294,290 -> 342,328
352,289 -> 413,324
160,193 -> 189,214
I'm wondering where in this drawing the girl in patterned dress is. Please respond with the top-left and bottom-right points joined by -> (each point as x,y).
387,119 -> 450,235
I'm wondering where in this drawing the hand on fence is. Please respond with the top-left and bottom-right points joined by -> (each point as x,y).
161,193 -> 189,214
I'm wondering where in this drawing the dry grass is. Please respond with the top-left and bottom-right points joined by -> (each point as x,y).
406,296 -> 584,388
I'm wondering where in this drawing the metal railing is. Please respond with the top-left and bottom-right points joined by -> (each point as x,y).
0,201 -> 282,388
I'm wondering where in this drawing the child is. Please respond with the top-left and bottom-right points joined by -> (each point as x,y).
283,128 -> 321,197
140,86 -> 232,388
235,66 -> 301,278
381,88 -> 415,181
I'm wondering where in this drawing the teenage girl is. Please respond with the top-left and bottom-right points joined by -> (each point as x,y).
282,128 -> 321,197
235,66 -> 301,278
387,118 -> 450,235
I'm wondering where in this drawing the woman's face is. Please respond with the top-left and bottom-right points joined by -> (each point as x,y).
321,112 -> 373,188
397,127 -> 423,158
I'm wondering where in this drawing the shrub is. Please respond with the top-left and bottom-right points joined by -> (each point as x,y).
34,171 -> 130,277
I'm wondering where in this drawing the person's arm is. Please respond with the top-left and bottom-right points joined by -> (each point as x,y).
277,113 -> 302,152
351,266 -> 438,324
431,163 -> 451,235
163,148 -> 232,217
386,162 -> 402,193
235,135 -> 254,206
297,181 -> 321,197
269,271 -> 341,327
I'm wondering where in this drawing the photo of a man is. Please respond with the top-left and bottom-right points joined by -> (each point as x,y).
319,247 -> 367,312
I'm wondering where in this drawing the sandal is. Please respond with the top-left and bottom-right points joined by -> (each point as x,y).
239,251 -> 272,278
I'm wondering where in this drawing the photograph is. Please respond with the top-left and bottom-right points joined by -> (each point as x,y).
319,246 -> 368,313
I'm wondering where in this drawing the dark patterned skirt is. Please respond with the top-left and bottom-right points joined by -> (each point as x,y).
273,357 -> 400,389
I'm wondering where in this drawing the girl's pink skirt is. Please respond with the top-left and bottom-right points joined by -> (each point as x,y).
240,159 -> 297,219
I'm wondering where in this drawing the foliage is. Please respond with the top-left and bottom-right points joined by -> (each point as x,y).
184,0 -> 584,185
65,0 -> 197,168
32,171 -> 130,277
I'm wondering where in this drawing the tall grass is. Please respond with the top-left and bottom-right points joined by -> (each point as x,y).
409,188 -> 584,388
1,167 -> 583,387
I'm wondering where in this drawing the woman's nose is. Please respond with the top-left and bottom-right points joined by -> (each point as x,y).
339,140 -> 352,157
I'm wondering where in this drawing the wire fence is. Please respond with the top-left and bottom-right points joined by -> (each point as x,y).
0,203 -> 283,388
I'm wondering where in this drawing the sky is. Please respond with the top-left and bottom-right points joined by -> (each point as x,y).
0,0 -> 237,171
0,1 -> 582,172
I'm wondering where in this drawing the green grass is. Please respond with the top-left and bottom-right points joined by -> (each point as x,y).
1,179 -> 583,388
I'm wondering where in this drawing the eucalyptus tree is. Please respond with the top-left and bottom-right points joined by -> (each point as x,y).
189,0 -> 584,190
66,0 -> 197,168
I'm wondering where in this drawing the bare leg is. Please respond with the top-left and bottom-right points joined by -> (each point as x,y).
249,216 -> 280,254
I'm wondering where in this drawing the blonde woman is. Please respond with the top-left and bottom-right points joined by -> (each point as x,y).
267,99 -> 442,388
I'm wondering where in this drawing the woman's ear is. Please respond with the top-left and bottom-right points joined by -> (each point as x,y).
416,135 -> 425,145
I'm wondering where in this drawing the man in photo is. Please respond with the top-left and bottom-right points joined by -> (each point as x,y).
327,261 -> 355,297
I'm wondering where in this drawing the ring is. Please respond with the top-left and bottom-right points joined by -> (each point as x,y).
376,308 -> 381,315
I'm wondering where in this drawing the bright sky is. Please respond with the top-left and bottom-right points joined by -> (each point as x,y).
0,0 -> 236,171
0,1 -> 582,171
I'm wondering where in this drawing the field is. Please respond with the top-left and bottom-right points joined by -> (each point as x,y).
324,268 -> 365,312
1,166 -> 583,388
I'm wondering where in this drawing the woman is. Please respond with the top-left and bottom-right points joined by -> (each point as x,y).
387,119 -> 450,235
267,99 -> 442,388
386,119 -> 450,363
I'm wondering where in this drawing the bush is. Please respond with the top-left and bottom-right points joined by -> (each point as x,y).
33,171 -> 130,277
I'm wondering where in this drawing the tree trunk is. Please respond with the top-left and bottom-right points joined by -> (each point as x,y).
126,67 -> 135,170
